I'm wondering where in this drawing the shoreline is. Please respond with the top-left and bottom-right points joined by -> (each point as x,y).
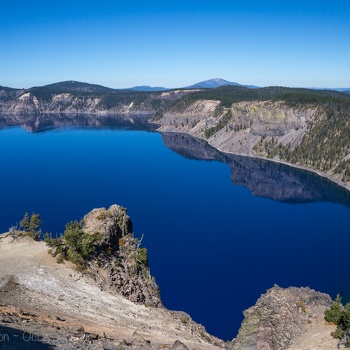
1,111 -> 349,194
158,128 -> 350,194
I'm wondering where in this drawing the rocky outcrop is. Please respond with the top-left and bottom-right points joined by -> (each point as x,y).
230,285 -> 335,350
0,206 -> 223,350
0,206 -> 342,349
82,205 -> 161,307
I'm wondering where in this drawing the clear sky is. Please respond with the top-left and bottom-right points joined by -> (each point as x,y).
1,0 -> 349,89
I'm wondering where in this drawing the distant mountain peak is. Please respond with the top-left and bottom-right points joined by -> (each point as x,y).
186,78 -> 258,89
205,78 -> 238,85
126,85 -> 168,92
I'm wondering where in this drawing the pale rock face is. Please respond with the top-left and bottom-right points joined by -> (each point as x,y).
18,92 -> 31,100
82,205 -> 162,307
83,204 -> 132,242
0,86 -> 190,115
158,99 -> 221,135
158,99 -> 320,156
52,93 -> 71,101
231,101 -> 315,138
230,285 -> 336,350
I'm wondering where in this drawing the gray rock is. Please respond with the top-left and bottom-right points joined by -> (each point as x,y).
0,85 -> 189,116
170,340 -> 189,349
230,285 -> 332,350
82,205 -> 162,307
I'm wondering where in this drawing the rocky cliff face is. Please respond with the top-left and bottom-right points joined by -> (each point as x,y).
156,99 -> 350,190
231,100 -> 317,138
0,87 -> 189,115
82,205 -> 161,307
157,100 -> 319,155
0,205 -> 340,349
0,205 -> 223,350
157,99 -> 221,136
230,285 -> 336,350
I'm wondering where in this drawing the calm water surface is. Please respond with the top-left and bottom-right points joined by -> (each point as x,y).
0,124 -> 350,340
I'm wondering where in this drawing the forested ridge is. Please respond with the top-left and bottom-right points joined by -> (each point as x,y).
159,86 -> 350,186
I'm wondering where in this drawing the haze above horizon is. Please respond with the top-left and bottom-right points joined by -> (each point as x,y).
1,1 -> 349,89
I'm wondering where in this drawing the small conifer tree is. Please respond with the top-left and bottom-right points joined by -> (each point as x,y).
325,294 -> 343,324
19,212 -> 42,241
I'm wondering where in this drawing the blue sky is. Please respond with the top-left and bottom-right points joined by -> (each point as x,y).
1,0 -> 349,89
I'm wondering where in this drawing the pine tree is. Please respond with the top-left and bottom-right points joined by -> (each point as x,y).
19,212 -> 42,241
20,212 -> 30,232
325,294 -> 343,324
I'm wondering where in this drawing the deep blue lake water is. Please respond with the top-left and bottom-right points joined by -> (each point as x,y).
1,118 -> 350,341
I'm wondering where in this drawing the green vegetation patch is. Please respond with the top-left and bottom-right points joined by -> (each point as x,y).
45,221 -> 102,269
172,86 -> 350,109
325,295 -> 350,345
204,110 -> 232,138
135,247 -> 148,266
279,99 -> 350,173
19,212 -> 42,241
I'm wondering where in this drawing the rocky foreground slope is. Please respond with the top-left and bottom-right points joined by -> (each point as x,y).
0,205 -> 341,350
0,205 -> 222,350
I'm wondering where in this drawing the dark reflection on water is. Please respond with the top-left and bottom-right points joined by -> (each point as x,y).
4,112 -> 349,209
161,132 -> 350,208
0,113 -> 156,133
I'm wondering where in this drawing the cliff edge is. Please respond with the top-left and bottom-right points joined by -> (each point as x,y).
230,285 -> 337,350
156,99 -> 350,191
0,205 -> 340,349
0,205 -> 223,350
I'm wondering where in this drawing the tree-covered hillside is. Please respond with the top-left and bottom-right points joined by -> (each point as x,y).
280,99 -> 350,182
158,86 -> 350,186
170,85 -> 350,108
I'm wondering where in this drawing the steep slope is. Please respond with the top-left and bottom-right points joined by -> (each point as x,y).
156,89 -> 350,190
0,86 -> 192,115
0,205 -> 222,350
230,285 -> 337,350
0,205 -> 341,349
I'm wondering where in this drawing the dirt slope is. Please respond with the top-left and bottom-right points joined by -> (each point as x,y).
0,231 -> 223,349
